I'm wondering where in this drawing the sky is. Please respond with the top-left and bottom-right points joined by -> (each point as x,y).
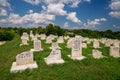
0,0 -> 120,31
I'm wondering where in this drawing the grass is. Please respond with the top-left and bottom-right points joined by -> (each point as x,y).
0,35 -> 120,80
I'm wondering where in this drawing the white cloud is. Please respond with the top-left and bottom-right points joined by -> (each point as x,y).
82,18 -> 107,30
0,9 -> 7,16
109,0 -> 120,19
109,11 -> 120,18
0,12 -> 55,27
0,0 -> 11,16
45,3 -> 67,16
67,12 -> 81,23
70,0 -> 81,8
63,22 -> 69,28
24,0 -> 41,5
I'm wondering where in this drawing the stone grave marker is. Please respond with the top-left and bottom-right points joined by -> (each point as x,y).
10,51 -> 38,73
44,49 -> 64,65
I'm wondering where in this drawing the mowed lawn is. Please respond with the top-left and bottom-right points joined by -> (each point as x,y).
0,35 -> 120,80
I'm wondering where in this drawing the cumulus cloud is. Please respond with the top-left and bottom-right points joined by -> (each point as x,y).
0,0 -> 11,16
0,12 -> 55,27
45,3 -> 67,16
82,18 -> 107,30
109,0 -> 120,19
67,12 -> 81,23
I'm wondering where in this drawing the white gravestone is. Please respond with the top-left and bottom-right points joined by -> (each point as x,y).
44,49 -> 64,65
31,40 -> 43,52
92,50 -> 104,59
110,46 -> 120,57
50,42 -> 61,50
40,34 -> 46,40
68,37 -> 85,60
10,51 -> 38,73
93,40 -> 99,48
46,36 -> 52,43
20,32 -> 29,46
67,38 -> 75,48
57,36 -> 64,43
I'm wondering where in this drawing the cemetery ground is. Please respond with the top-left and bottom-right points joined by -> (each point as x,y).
0,35 -> 120,80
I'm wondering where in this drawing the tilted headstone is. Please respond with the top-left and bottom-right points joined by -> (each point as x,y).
44,49 -> 64,65
110,46 -> 120,57
10,51 -> 38,73
92,50 -> 103,59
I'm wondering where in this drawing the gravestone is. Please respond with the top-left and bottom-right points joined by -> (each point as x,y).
93,40 -> 99,48
57,36 -> 64,43
40,34 -> 46,40
10,51 -> 38,73
31,40 -> 43,52
20,32 -> 29,45
92,50 -> 103,59
67,38 -> 75,48
44,49 -> 64,65
50,42 -> 61,50
68,37 -> 85,60
105,39 -> 113,47
30,31 -> 34,38
113,40 -> 120,47
110,46 -> 120,57
46,36 -> 52,43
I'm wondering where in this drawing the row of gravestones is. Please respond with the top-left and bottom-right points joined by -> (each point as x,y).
10,32 -> 120,73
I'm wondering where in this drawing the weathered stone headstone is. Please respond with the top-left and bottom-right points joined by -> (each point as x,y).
68,37 -> 85,60
31,40 -> 43,51
57,36 -> 64,43
10,51 -> 38,73
40,34 -> 46,40
105,39 -> 113,47
92,50 -> 103,59
113,40 -> 120,47
46,36 -> 52,43
110,46 -> 120,57
44,49 -> 64,65
67,38 -> 75,48
30,31 -> 34,38
93,40 -> 99,48
20,32 -> 29,45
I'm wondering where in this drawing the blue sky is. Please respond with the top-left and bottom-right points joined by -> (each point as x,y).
0,0 -> 120,31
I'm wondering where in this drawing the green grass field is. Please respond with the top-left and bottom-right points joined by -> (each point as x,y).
0,35 -> 120,80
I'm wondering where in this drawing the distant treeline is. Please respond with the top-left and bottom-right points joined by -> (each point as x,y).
0,23 -> 120,41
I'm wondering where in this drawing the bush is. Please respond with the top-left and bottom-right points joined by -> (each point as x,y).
0,30 -> 14,41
